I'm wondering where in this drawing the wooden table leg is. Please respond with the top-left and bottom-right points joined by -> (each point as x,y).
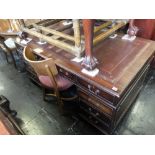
127,19 -> 138,37
82,19 -> 97,70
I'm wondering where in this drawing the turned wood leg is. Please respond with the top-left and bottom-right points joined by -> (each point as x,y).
127,19 -> 138,37
82,19 -> 97,70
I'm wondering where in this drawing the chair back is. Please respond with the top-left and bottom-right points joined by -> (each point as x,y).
23,46 -> 60,97
23,46 -> 58,76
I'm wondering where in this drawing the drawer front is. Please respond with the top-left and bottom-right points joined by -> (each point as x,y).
57,66 -> 116,105
79,110 -> 111,134
77,77 -> 115,104
79,101 -> 112,126
78,90 -> 113,117
57,66 -> 77,82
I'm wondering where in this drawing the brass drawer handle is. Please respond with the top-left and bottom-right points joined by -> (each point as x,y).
65,72 -> 69,76
88,85 -> 94,93
88,85 -> 92,91
88,107 -> 92,111
95,90 -> 100,95
95,112 -> 99,116
88,85 -> 100,96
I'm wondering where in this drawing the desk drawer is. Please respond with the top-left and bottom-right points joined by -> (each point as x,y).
57,66 -> 116,105
79,100 -> 112,125
77,77 -> 115,104
57,66 -> 77,82
79,110 -> 110,134
78,90 -> 113,117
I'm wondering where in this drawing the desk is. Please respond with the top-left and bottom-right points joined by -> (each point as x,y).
16,34 -> 155,134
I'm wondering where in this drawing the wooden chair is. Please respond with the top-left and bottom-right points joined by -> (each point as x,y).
0,37 -> 18,69
23,46 -> 77,112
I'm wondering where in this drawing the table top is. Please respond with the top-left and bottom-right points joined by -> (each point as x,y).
15,34 -> 155,97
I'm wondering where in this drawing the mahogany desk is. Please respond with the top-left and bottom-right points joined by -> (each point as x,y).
16,35 -> 155,134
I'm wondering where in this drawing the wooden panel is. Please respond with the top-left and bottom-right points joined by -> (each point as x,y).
0,19 -> 20,32
0,19 -> 11,32
134,19 -> 155,40
115,63 -> 150,127
22,19 -> 42,27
